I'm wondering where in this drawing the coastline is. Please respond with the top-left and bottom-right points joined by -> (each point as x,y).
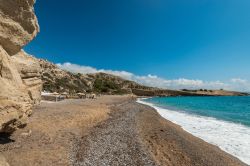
135,98 -> 247,166
137,98 -> 250,165
0,96 -> 247,165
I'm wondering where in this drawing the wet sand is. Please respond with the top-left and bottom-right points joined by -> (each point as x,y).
0,96 -> 247,166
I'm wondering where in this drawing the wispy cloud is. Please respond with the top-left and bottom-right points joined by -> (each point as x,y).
57,62 -> 250,92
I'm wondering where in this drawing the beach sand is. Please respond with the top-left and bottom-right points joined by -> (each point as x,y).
0,96 -> 247,166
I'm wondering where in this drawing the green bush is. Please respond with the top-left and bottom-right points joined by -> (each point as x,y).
93,78 -> 120,93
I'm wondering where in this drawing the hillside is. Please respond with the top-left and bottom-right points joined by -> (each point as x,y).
39,59 -> 248,97
39,59 -> 154,95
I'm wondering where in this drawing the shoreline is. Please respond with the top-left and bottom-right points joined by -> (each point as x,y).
0,96 -> 247,165
137,98 -> 250,165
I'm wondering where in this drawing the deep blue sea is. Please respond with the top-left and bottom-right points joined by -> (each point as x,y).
138,96 -> 250,164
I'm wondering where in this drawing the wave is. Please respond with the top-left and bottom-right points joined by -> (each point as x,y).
137,99 -> 250,165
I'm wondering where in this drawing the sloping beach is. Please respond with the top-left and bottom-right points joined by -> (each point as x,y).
138,97 -> 250,164
0,96 -> 246,166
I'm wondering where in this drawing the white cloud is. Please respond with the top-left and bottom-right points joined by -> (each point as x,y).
57,62 -> 134,80
57,63 -> 98,74
229,78 -> 250,92
56,62 -> 250,92
231,78 -> 247,84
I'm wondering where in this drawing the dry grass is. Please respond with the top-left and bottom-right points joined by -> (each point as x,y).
0,96 -> 130,166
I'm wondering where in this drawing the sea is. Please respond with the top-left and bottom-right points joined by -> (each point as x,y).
137,96 -> 250,165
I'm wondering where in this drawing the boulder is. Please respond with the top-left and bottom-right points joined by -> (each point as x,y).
0,0 -> 41,133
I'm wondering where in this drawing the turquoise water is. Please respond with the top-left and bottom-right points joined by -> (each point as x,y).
140,96 -> 250,164
145,96 -> 250,127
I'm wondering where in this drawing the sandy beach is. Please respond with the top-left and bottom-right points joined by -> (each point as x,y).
0,96 -> 247,166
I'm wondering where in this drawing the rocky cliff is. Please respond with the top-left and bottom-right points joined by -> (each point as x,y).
0,0 -> 42,133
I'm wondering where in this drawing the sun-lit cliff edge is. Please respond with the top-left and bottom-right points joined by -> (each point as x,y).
0,0 -> 42,133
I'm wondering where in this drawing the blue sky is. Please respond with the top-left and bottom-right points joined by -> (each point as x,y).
25,0 -> 250,91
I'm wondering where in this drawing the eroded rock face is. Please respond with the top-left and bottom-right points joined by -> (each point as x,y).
12,50 -> 42,105
0,0 -> 39,55
0,154 -> 9,166
0,0 -> 41,133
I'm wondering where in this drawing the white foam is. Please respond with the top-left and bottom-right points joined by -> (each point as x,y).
137,99 -> 250,165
